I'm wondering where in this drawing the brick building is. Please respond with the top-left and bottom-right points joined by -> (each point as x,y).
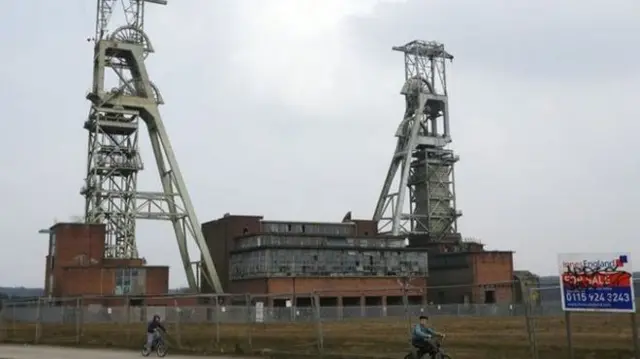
201,215 -> 429,308
409,235 -> 514,304
200,214 -> 515,306
43,222 -> 170,301
42,218 -> 514,307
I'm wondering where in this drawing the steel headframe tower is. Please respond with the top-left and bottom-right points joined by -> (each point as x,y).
81,0 -> 223,293
373,40 -> 461,239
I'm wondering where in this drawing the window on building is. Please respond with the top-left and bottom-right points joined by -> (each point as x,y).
114,268 -> 140,295
484,290 -> 496,304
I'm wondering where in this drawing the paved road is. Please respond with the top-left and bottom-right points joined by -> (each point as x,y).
0,345 -> 253,359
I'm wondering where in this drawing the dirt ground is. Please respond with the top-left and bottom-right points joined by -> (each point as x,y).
1,314 -> 637,359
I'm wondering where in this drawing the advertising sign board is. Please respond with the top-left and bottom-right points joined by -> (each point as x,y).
558,253 -> 635,313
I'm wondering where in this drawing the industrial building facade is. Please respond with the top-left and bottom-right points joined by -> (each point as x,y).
201,214 -> 515,307
427,249 -> 514,304
43,222 -> 169,300
41,218 -> 515,308
201,215 -> 429,307
408,233 -> 514,304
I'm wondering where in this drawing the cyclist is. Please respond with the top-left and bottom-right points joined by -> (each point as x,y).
145,314 -> 167,350
411,315 -> 444,359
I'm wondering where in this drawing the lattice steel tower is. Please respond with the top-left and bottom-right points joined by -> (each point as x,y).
373,40 -> 461,239
81,0 -> 223,292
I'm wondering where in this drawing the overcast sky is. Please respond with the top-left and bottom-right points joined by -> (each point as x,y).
0,0 -> 638,288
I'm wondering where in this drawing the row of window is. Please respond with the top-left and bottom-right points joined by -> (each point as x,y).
261,221 -> 354,236
235,235 -> 406,250
230,249 -> 428,279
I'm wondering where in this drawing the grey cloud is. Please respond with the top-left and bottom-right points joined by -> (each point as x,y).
336,0 -> 640,274
343,0 -> 640,81
1,0 -> 638,287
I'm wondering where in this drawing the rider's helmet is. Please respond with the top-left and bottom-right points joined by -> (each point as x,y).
153,314 -> 161,321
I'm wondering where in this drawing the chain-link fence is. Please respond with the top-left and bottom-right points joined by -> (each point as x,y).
0,283 -> 638,359
526,286 -> 639,359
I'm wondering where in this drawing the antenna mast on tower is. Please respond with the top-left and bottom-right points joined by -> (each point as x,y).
373,40 -> 461,240
82,0 -> 223,292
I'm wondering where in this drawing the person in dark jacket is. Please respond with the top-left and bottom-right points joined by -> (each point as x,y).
411,315 -> 444,358
146,314 -> 166,350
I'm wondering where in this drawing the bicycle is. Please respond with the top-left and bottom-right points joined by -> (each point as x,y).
141,329 -> 168,357
403,334 -> 452,359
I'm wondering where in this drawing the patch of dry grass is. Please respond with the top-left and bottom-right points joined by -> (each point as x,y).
1,314 -> 637,359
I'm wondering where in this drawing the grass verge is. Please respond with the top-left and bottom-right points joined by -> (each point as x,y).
1,314 -> 636,359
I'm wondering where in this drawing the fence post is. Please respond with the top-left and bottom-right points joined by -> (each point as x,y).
402,281 -> 410,332
173,300 -> 182,348
125,297 -> 131,344
75,298 -> 82,344
34,298 -> 41,344
213,295 -> 220,348
631,312 -> 639,359
11,303 -> 16,335
313,293 -> 324,355
0,299 -> 6,342
245,294 -> 252,351
524,287 -> 538,359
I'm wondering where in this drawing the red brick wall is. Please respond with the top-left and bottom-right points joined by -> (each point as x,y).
471,251 -> 514,303
146,266 -> 170,295
61,267 -> 114,296
103,258 -> 145,266
472,251 -> 513,284
266,277 -> 426,297
59,265 -> 169,297
201,215 -> 262,292
51,223 -> 106,264
44,223 -> 170,298
229,277 -> 426,297
228,278 -> 269,294
351,220 -> 378,237
46,223 -> 106,296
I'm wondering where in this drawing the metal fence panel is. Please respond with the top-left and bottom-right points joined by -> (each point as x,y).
1,284 -> 637,358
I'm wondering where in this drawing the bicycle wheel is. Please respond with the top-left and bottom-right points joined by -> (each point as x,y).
141,346 -> 151,357
156,342 -> 168,357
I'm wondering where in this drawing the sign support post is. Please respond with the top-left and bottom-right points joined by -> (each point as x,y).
632,312 -> 640,359
563,311 -> 574,359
